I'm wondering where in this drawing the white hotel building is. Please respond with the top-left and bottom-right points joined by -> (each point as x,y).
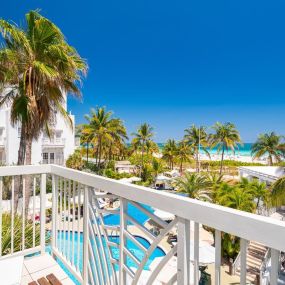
0,93 -> 76,165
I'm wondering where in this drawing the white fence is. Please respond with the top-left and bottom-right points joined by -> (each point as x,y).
0,164 -> 285,285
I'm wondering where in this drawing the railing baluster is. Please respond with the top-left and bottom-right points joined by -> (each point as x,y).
11,176 -> 14,254
59,177 -> 63,253
270,248 -> 280,285
215,230 -> 221,285
194,222 -> 199,285
72,180 -> 76,266
40,174 -> 46,255
32,177 -> 36,248
51,175 -> 57,251
0,176 -> 2,257
119,198 -> 127,285
63,179 -> 67,256
77,183 -> 81,271
83,186 -> 89,285
240,238 -> 248,285
177,217 -> 190,285
67,180 -> 71,262
22,177 -> 25,250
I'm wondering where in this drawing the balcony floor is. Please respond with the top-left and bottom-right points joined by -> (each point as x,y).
21,253 -> 74,285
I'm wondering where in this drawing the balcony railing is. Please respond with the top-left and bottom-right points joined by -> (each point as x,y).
42,137 -> 66,146
0,164 -> 284,285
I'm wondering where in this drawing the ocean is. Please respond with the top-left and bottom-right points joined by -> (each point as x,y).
157,143 -> 253,157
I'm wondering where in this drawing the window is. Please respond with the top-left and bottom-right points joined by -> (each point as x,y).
42,153 -> 48,160
50,153 -> 55,160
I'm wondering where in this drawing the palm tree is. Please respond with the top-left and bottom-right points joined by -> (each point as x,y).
270,177 -> 285,207
81,125 -> 93,163
132,123 -> 154,177
210,122 -> 242,174
250,179 -> 268,211
251,132 -> 285,165
184,125 -> 209,172
162,139 -> 177,170
151,158 -> 164,181
83,107 -> 127,170
0,11 -> 87,209
218,186 -> 255,212
175,173 -> 211,201
175,141 -> 193,173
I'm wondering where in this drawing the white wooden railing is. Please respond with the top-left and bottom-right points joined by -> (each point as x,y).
0,164 -> 285,285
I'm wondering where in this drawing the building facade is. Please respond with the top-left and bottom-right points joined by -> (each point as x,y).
0,93 -> 76,166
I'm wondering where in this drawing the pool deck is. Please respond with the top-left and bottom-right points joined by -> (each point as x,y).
21,253 -> 74,285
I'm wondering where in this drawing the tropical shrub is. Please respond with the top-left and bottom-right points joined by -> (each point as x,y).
66,150 -> 84,170
1,213 -> 41,256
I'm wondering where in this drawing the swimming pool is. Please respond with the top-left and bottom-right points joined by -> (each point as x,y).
52,231 -> 165,284
103,202 -> 154,225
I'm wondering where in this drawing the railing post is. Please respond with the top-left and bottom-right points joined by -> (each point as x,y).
215,230 -> 221,285
240,238 -> 248,285
194,222 -> 199,285
270,248 -> 280,285
51,175 -> 57,251
119,198 -> 127,285
177,217 -> 190,285
83,186 -> 89,285
40,173 -> 46,255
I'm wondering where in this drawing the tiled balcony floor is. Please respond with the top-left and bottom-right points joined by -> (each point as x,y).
21,253 -> 74,285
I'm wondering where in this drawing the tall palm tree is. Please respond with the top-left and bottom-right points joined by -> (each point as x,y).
175,141 -> 193,173
132,123 -> 154,177
83,107 -> 127,170
151,158 -> 164,181
175,173 -> 211,201
251,132 -> 285,165
184,125 -> 209,172
0,11 -> 87,209
162,139 -> 177,170
210,122 -> 242,174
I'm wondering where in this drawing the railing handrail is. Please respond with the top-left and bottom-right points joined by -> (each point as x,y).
1,164 -> 285,252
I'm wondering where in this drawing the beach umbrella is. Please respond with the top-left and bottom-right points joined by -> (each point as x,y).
190,240 -> 215,264
153,209 -> 175,221
155,175 -> 172,181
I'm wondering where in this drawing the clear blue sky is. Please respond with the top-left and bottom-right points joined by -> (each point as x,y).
2,0 -> 285,142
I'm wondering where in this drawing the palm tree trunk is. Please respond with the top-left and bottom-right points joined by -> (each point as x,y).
269,155 -> 273,166
24,136 -> 33,213
86,141 -> 89,163
196,148 -> 199,173
220,145 -> 225,175
14,125 -> 27,212
98,137 -> 102,170
140,141 -> 145,177
180,161 -> 183,174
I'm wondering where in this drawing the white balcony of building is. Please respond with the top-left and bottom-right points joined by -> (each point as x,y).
42,137 -> 66,147
0,165 -> 284,285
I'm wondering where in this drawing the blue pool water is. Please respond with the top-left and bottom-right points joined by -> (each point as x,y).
103,203 -> 154,225
52,231 -> 165,284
